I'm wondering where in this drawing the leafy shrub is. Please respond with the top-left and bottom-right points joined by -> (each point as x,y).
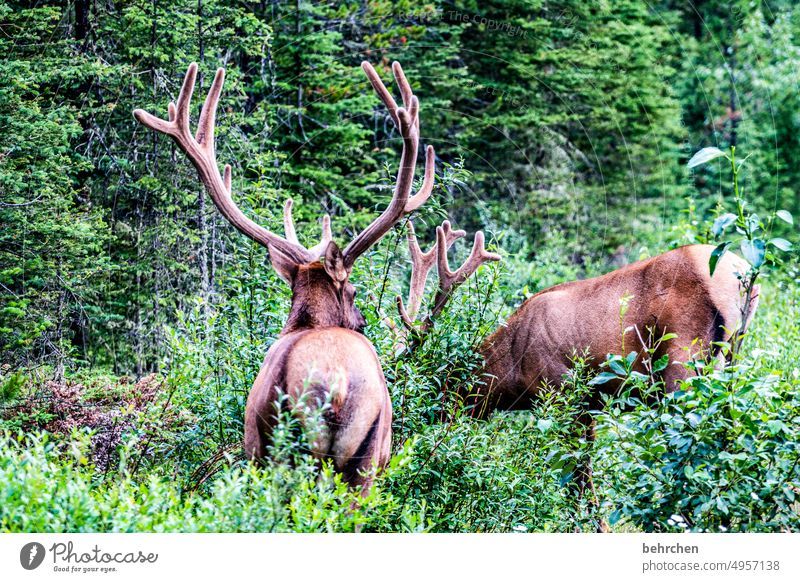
387,385 -> 599,532
595,353 -> 800,532
1,177 -> 797,532
0,427 -> 424,533
588,146 -> 797,532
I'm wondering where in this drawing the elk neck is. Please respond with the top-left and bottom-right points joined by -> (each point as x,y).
281,262 -> 363,335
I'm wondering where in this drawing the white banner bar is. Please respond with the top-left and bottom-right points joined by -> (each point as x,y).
1,533 -> 798,581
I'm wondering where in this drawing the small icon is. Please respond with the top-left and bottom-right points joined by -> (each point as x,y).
20,542 -> 46,570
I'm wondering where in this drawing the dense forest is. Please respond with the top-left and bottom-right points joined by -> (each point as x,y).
1,1 -> 798,532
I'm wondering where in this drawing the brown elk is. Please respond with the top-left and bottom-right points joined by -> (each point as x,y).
488,246 -> 759,516
478,246 -> 759,409
399,234 -> 759,514
133,60 -> 437,493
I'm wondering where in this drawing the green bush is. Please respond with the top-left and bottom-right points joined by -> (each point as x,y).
0,429 -> 425,533
0,370 -> 25,402
596,358 -> 800,532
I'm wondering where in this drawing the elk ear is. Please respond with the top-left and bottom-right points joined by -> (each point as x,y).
269,247 -> 299,284
323,241 -> 349,284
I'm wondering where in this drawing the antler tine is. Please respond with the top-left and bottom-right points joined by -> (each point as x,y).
406,145 -> 435,212
361,61 -> 400,127
397,220 -> 465,329
307,215 -> 333,258
361,61 -> 416,129
343,61 -> 432,268
397,221 -> 435,328
393,62 -> 423,140
283,199 -> 300,244
437,229 -> 501,290
283,198 -> 333,259
134,63 -> 311,266
195,67 -> 225,148
173,63 -> 197,135
428,227 -> 501,321
392,62 -> 413,112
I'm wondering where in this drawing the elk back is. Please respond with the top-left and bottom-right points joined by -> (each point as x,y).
244,328 -> 392,489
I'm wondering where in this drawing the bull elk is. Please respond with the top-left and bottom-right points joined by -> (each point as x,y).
400,233 -> 759,517
134,60 -> 437,493
485,245 -> 759,518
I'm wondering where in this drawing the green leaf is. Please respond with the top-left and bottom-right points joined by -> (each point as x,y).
768,238 -> 792,252
687,147 -> 727,168
536,418 -> 554,433
652,354 -> 669,373
746,213 -> 762,234
711,213 -> 736,237
709,241 -> 731,276
740,239 -> 766,268
588,372 -> 619,386
776,210 -> 793,225
765,420 -> 786,435
609,359 -> 627,375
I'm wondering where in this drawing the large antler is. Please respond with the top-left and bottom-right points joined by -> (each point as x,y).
342,61 -> 435,268
397,220 -> 501,335
133,63 -> 328,265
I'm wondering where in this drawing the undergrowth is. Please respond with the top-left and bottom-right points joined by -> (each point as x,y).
1,232 -> 798,532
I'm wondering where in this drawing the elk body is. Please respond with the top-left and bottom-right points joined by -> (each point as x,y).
477,244 -> 759,413
134,60 -> 437,493
476,244 -> 759,516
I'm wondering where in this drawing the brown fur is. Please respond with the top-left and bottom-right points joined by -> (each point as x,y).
477,244 -> 758,412
134,60 -> 436,498
244,256 -> 392,494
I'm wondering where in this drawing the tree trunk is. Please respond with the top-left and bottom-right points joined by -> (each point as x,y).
74,0 -> 90,41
